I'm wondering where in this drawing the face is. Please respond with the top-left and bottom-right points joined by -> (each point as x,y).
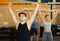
45,15 -> 50,20
19,14 -> 27,21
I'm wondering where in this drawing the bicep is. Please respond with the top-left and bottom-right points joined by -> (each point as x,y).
13,19 -> 19,25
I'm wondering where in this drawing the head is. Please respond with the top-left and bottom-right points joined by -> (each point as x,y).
18,12 -> 27,22
45,15 -> 50,21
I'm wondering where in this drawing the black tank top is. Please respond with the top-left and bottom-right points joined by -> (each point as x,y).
16,23 -> 30,41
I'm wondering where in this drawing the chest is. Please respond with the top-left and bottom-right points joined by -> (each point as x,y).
18,23 -> 28,31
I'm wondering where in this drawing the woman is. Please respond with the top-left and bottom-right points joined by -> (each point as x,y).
8,3 -> 39,41
39,11 -> 57,41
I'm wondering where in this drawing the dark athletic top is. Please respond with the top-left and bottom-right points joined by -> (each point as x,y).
16,23 -> 30,41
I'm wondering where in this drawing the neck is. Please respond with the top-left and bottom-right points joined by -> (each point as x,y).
20,21 -> 26,24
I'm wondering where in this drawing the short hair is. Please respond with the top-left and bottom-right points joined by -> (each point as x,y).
45,15 -> 49,18
18,12 -> 27,17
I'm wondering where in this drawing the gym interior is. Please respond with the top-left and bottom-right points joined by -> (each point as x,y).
0,0 -> 60,41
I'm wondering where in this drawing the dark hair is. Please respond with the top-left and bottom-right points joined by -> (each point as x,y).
45,15 -> 49,18
18,12 -> 27,17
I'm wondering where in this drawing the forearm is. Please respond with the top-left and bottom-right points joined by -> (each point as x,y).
30,3 -> 39,23
8,4 -> 18,24
27,3 -> 39,30
38,10 -> 44,23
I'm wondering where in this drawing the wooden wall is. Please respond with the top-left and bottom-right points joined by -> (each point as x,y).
0,0 -> 60,37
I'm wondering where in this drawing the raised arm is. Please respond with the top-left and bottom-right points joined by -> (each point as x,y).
51,10 -> 57,22
38,10 -> 45,23
27,3 -> 39,30
8,3 -> 19,25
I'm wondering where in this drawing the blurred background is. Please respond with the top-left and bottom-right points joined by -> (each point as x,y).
0,0 -> 60,41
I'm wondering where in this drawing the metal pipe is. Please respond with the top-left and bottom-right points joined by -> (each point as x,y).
0,1 -> 60,5
17,0 -> 36,4
39,9 -> 54,12
48,2 -> 60,5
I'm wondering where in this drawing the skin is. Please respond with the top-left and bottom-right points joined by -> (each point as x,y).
8,2 -> 39,31
44,15 -> 51,32
27,10 -> 38,41
39,11 -> 57,32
